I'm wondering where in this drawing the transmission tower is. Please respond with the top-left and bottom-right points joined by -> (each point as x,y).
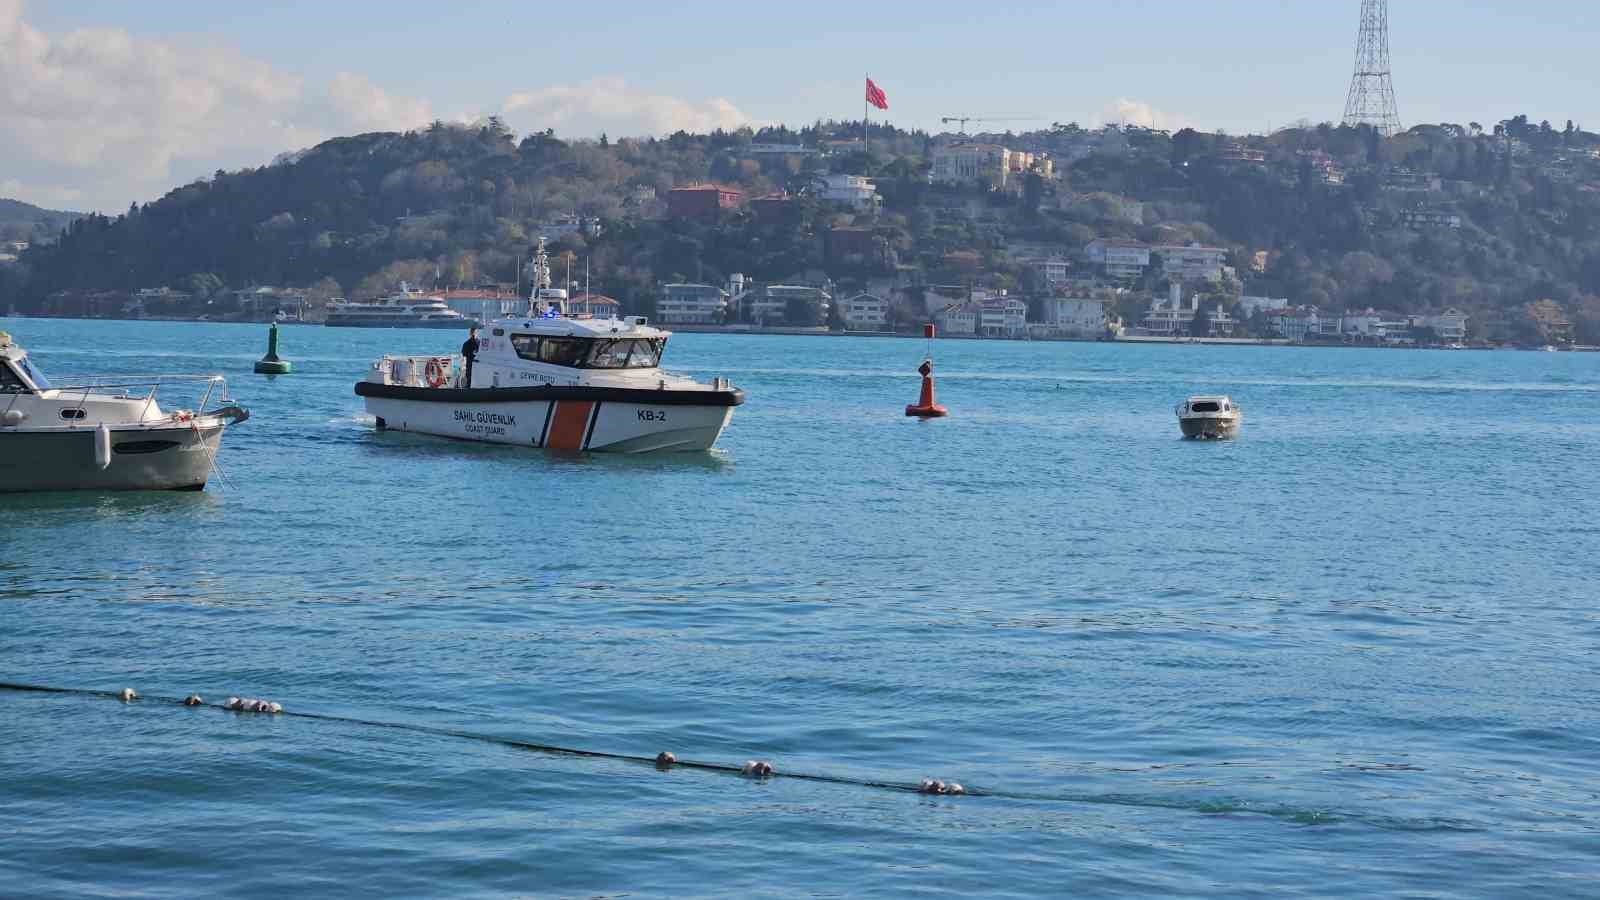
1341,0 -> 1402,135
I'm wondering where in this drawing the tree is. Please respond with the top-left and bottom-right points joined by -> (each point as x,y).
1022,171 -> 1044,222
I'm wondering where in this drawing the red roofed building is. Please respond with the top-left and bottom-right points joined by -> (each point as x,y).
667,183 -> 743,220
569,293 -> 623,319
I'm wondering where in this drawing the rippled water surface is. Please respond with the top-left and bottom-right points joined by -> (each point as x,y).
3,318 -> 1599,897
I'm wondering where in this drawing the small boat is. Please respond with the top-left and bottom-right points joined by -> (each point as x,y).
354,240 -> 743,453
0,332 -> 248,492
1176,395 -> 1241,440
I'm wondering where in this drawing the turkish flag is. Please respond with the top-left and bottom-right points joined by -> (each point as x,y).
866,77 -> 888,111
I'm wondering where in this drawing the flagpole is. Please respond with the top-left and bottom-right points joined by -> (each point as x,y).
864,73 -> 869,153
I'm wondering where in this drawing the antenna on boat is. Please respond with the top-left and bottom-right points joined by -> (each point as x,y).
528,237 -> 551,315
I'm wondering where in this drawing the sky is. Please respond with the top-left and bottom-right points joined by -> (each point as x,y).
2,0 -> 1597,213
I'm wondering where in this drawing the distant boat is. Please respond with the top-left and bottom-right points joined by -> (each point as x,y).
1176,395 -> 1242,440
325,285 -> 477,329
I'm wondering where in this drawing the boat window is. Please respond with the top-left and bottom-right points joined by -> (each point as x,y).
1190,401 -> 1221,413
509,334 -> 586,367
584,338 -> 664,369
585,339 -> 634,368
538,337 -> 587,367
625,338 -> 664,368
113,440 -> 180,455
510,334 -> 541,361
0,362 -> 28,393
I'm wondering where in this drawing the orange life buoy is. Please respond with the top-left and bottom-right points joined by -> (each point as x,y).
425,357 -> 448,388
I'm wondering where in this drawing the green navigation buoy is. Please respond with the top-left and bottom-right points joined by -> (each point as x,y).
253,322 -> 292,374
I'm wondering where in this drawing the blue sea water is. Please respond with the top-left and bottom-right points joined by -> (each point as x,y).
2,318 -> 1599,897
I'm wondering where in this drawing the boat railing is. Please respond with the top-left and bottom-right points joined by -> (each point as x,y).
19,374 -> 230,423
372,354 -> 463,388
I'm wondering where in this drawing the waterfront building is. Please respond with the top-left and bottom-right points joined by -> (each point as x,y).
1044,295 -> 1109,337
841,293 -> 890,331
934,302 -> 978,336
568,293 -> 622,319
978,296 -> 1028,338
657,283 -> 728,324
743,284 -> 831,326
441,288 -> 522,322
1267,307 -> 1342,342
1410,308 -> 1468,342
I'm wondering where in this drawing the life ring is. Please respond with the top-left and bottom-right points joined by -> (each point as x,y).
425,358 -> 448,388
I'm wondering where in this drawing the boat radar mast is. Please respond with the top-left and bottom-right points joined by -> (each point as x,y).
527,237 -> 567,317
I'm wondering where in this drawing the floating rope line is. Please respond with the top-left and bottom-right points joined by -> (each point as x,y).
1,681 -> 1460,829
0,682 -> 974,797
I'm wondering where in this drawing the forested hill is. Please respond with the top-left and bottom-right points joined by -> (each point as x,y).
6,115 -> 1600,342
0,199 -> 81,241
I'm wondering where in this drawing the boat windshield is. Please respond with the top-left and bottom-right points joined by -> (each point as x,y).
583,338 -> 664,369
510,335 -> 665,369
1189,401 -> 1221,413
0,361 -> 28,393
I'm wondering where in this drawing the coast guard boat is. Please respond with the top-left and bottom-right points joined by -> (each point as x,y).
0,332 -> 248,491
354,240 -> 743,453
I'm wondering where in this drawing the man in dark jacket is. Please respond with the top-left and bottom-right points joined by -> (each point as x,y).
460,327 -> 480,388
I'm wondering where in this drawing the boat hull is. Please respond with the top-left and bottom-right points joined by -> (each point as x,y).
0,423 -> 223,492
354,383 -> 740,453
1178,415 -> 1241,440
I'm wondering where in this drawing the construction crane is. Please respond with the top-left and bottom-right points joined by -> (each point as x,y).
940,116 -> 1043,134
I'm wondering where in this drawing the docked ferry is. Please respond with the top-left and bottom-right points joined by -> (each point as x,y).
353,241 -> 743,453
326,286 -> 477,329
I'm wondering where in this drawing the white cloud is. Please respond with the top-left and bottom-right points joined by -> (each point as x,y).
0,2 -> 433,211
0,4 -> 758,212
502,76 -> 753,137
1096,98 -> 1196,132
322,72 -> 434,134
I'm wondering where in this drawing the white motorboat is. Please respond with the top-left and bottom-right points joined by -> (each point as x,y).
326,286 -> 477,329
1176,395 -> 1241,439
0,332 -> 248,492
354,240 -> 743,453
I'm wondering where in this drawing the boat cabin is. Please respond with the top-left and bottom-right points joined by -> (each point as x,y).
1180,397 -> 1234,415
0,336 -> 50,393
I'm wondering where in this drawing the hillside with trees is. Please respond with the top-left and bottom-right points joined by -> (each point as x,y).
5,114 -> 1600,342
0,199 -> 81,243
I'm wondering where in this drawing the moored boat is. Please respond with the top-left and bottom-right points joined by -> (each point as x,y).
326,286 -> 477,329
1176,395 -> 1241,440
353,240 -> 743,453
0,332 -> 248,491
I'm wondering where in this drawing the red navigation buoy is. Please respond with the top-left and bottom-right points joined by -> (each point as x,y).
906,324 -> 949,418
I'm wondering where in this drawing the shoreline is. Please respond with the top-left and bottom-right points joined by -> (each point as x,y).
3,314 -> 1588,351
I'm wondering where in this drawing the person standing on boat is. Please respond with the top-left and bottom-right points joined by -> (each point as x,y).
460,327 -> 480,388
